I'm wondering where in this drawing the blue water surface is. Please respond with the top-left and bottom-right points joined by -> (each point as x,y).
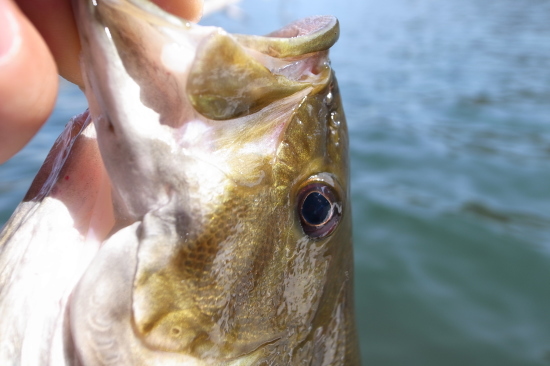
1,0 -> 550,365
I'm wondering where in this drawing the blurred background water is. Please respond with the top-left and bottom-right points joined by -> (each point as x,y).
1,0 -> 550,364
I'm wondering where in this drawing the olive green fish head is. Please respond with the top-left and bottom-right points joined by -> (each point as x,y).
71,0 -> 358,364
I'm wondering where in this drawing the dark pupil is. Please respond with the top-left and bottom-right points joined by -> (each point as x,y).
302,192 -> 331,225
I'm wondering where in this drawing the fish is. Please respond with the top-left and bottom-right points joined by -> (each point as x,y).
0,0 -> 359,364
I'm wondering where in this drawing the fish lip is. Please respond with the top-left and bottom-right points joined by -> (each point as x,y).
233,15 -> 340,58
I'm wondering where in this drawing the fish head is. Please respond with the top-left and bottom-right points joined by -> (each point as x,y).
72,0 -> 357,364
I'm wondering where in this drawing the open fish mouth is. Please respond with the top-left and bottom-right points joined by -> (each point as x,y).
74,0 -> 340,220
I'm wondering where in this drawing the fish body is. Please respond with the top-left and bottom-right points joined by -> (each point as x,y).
0,0 -> 359,364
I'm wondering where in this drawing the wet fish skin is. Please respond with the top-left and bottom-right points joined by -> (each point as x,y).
0,0 -> 359,364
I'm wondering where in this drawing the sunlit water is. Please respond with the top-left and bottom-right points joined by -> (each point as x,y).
1,0 -> 550,364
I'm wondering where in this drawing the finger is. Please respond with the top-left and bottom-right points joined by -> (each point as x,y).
0,0 -> 58,164
17,0 -> 205,87
155,0 -> 203,22
16,0 -> 82,86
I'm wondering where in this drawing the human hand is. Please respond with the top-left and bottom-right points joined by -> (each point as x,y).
0,0 -> 203,163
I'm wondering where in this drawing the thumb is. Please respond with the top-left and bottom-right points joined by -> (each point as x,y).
0,0 -> 58,164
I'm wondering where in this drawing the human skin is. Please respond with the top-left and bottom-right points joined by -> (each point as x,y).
0,0 -> 202,163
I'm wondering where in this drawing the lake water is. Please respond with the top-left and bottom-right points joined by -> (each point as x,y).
1,0 -> 550,364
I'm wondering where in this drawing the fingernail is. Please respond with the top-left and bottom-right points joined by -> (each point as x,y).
0,0 -> 19,61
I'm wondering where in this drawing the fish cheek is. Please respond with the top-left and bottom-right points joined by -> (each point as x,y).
131,185 -> 278,357
131,216 -> 221,353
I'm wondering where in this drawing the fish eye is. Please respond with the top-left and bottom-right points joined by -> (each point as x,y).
297,182 -> 342,239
